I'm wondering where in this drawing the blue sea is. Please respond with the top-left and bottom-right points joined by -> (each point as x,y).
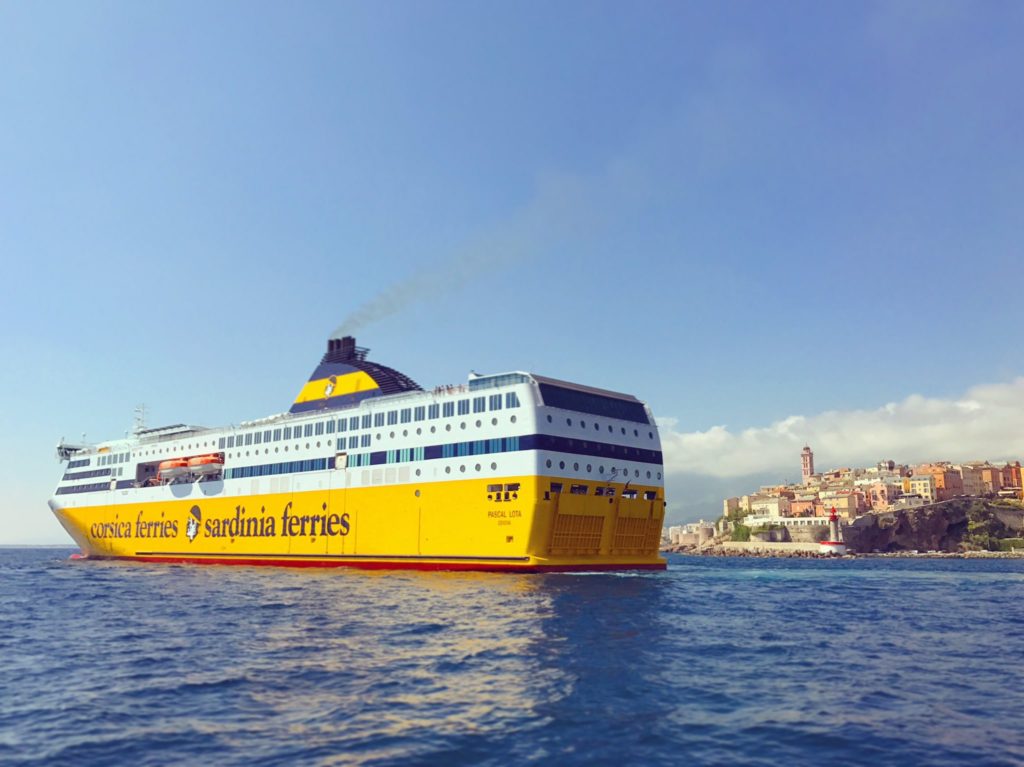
1,549 -> 1022,766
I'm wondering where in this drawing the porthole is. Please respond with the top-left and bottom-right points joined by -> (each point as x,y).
415,468 -> 421,477
246,451 -> 250,457
573,462 -> 579,471
581,421 -> 586,429
490,462 -> 497,470
657,472 -> 662,480
460,423 -> 467,430
646,471 -> 651,479
460,465 -> 466,473
599,466 -> 605,474
559,460 -> 565,470
415,489 -> 421,497
546,459 -> 552,468
390,432 -> 395,439
649,432 -> 654,439
621,427 -> 626,435
275,447 -> 279,453
634,429 -> 639,437
510,415 -> 517,423
316,441 -> 321,448
475,420 -> 481,428
547,415 -> 553,423
403,430 -> 408,437
635,470 -> 640,478
445,424 -> 451,432
445,466 -> 451,474
284,446 -> 288,452
306,443 -> 310,449
595,423 -> 600,431
475,463 -> 481,472
567,418 -> 572,426
416,428 -> 422,435
491,418 -> 498,426
376,434 -> 381,441
587,464 -> 592,472
327,440 -> 332,446
431,426 -> 437,434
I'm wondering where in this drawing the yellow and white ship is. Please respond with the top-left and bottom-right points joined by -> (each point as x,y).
50,336 -> 666,571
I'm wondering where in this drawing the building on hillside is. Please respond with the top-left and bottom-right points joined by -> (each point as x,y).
863,480 -> 903,511
957,465 -> 986,496
749,495 -> 792,517
1001,462 -> 1022,496
818,491 -> 859,520
980,467 -> 1003,494
917,464 -> 964,501
723,497 -> 740,517
908,474 -> 937,503
789,496 -> 818,517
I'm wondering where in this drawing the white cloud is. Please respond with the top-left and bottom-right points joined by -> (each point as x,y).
659,378 -> 1024,479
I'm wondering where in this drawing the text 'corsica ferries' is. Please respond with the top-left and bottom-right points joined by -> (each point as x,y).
51,336 -> 667,572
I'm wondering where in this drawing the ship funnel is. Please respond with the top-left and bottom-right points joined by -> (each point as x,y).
325,335 -> 366,363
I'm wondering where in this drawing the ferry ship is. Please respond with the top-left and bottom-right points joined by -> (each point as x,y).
50,336 -> 667,571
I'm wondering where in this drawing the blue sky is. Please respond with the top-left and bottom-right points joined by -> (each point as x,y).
2,1 -> 1022,542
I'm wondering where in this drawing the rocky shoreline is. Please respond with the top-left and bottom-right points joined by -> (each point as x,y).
662,544 -> 1024,559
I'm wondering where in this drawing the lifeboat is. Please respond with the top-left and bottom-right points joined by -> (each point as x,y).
188,454 -> 224,477
157,458 -> 190,482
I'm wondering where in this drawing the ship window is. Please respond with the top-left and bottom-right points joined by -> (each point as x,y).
387,411 -> 398,426
457,399 -> 470,415
226,436 -> 235,448
400,408 -> 411,423
349,436 -> 358,449
263,430 -> 272,442
549,482 -> 563,494
361,434 -> 371,447
361,415 -> 370,429
473,397 -> 486,413
315,422 -> 324,436
428,404 -> 440,419
283,427 -> 292,440
487,484 -> 502,493
570,484 -> 587,495
304,424 -> 313,437
245,433 -> 253,446
337,419 -> 346,432
441,402 -> 453,417
623,489 -> 638,500
505,392 -> 520,408
326,420 -> 334,434
644,491 -> 657,501
254,432 -> 262,445
414,406 -> 425,421
489,394 -> 502,411
374,413 -> 384,427
273,428 -> 282,441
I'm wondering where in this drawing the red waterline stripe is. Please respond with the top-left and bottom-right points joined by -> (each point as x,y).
89,555 -> 667,573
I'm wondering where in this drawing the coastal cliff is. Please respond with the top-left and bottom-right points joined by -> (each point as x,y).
844,499 -> 1024,553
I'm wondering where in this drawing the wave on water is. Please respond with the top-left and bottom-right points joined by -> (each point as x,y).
1,549 -> 1022,766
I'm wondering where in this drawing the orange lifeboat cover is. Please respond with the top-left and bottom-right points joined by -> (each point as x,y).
188,454 -> 224,467
158,458 -> 189,471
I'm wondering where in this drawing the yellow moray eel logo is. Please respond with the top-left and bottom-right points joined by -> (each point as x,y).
324,375 -> 337,397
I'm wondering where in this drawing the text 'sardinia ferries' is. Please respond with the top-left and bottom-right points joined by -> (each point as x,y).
51,336 -> 666,571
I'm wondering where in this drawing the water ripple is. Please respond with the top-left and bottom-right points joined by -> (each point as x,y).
1,550 -> 1023,765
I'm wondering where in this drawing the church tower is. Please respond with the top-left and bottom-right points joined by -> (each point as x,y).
801,445 -> 815,484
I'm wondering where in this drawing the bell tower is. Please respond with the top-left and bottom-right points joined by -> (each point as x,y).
801,445 -> 815,484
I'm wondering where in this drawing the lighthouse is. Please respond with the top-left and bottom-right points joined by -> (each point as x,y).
818,506 -> 848,556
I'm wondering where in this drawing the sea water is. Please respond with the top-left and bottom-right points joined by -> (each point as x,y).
1,549 -> 1022,766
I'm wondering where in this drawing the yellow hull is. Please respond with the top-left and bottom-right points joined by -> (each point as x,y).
51,475 -> 666,572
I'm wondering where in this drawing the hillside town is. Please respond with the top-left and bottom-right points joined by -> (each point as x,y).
664,445 -> 1024,552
